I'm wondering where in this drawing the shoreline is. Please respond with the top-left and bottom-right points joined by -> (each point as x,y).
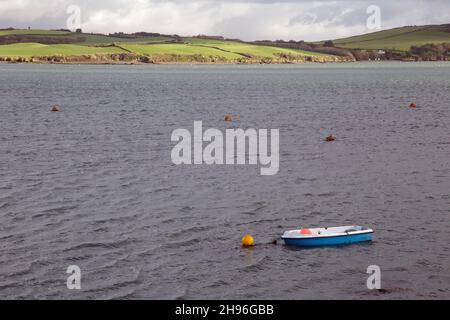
0,52 -> 355,65
2,59 -> 450,66
0,60 -> 354,65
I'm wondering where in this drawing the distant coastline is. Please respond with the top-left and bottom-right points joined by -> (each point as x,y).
1,24 -> 450,64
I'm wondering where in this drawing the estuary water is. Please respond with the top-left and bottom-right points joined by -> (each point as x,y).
0,62 -> 449,299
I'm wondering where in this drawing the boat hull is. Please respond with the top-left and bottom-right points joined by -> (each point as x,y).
282,232 -> 373,247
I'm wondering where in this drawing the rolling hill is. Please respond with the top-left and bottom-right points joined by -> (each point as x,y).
0,29 -> 343,64
333,24 -> 450,51
2,24 -> 450,63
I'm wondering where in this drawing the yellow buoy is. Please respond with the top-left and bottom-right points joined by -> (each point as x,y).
241,234 -> 254,247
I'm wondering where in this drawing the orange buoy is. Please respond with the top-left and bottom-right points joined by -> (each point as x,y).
409,102 -> 417,109
298,229 -> 313,235
241,234 -> 254,247
325,135 -> 336,142
224,115 -> 233,122
51,105 -> 60,112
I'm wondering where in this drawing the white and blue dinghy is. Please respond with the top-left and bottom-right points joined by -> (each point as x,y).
281,226 -> 373,247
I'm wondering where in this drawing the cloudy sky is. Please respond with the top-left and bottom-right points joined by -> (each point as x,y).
0,0 -> 449,41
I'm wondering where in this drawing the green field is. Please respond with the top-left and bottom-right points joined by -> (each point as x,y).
185,40 -> 328,58
121,40 -> 323,60
120,43 -> 243,59
333,24 -> 450,51
0,29 -> 174,44
0,29 -> 333,62
0,43 -> 125,57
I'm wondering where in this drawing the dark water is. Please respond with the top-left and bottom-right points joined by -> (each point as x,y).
0,62 -> 449,299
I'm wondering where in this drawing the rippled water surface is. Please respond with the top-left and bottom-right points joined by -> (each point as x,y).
0,62 -> 449,299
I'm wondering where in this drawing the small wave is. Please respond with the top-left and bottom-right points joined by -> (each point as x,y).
63,237 -> 133,252
31,205 -> 78,219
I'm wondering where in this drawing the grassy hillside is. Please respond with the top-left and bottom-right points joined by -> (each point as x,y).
122,40 -> 327,59
0,29 -> 338,63
334,24 -> 450,51
187,40 -> 328,58
2,25 -> 450,62
0,43 -> 125,57
120,43 -> 243,60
